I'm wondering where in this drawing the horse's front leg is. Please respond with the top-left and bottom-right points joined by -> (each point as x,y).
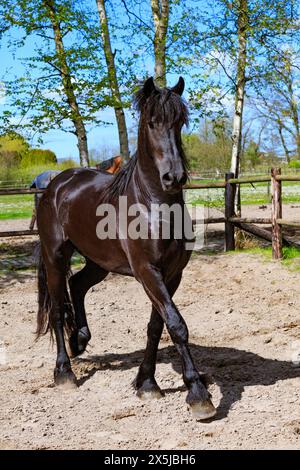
135,306 -> 164,399
138,266 -> 216,420
135,274 -> 182,399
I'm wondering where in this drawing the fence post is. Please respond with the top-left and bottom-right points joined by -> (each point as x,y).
225,172 -> 236,251
271,167 -> 283,260
267,180 -> 271,202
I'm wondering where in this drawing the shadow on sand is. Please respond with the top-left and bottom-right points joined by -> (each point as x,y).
74,343 -> 300,420
0,239 -> 37,291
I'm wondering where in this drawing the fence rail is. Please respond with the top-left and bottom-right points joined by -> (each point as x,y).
0,167 -> 300,259
0,229 -> 39,238
0,188 -> 44,196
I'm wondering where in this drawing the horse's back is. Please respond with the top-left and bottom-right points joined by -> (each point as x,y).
37,166 -> 131,273
43,167 -> 112,197
38,167 -> 113,228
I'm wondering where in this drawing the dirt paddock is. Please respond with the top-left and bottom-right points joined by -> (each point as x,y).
1,231 -> 300,449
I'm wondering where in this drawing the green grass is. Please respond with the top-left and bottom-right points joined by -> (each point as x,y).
188,180 -> 300,206
71,252 -> 85,269
280,247 -> 300,270
234,245 -> 300,271
0,194 -> 33,220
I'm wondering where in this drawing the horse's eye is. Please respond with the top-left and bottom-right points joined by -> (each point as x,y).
148,121 -> 154,129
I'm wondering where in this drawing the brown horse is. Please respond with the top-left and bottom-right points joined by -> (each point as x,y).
36,77 -> 216,420
96,155 -> 122,174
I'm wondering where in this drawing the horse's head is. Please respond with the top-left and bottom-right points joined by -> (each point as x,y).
135,77 -> 189,193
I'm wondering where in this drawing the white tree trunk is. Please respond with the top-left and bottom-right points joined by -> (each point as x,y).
96,0 -> 130,160
151,0 -> 169,87
45,0 -> 90,166
230,0 -> 247,178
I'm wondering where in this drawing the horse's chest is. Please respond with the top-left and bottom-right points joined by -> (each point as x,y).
163,239 -> 191,275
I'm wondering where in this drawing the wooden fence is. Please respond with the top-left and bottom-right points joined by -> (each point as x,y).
1,167 -> 300,259
186,167 -> 300,259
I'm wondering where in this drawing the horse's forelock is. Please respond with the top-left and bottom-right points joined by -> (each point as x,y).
134,85 -> 189,127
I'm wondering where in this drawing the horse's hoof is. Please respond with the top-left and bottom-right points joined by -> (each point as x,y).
189,399 -> 217,421
137,387 -> 164,400
69,327 -> 90,358
136,379 -> 164,400
54,368 -> 78,390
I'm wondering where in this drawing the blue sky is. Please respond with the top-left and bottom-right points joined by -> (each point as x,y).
0,34 -> 189,161
0,1 -> 200,162
0,32 -> 138,161
2,1 -> 294,161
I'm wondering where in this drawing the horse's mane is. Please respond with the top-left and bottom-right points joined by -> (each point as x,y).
101,153 -> 138,201
102,82 -> 189,201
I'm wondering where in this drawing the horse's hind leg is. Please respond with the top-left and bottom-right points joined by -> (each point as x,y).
41,243 -> 77,388
135,275 -> 181,399
68,259 -> 108,357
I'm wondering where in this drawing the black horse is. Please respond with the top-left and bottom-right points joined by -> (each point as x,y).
29,158 -> 122,229
36,77 -> 216,420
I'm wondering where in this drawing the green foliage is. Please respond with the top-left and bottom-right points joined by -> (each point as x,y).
288,160 -> 300,169
0,132 -> 76,185
0,132 -> 28,179
191,1 -> 298,119
242,140 -> 260,170
0,150 -> 22,170
183,119 -> 232,173
21,148 -> 57,167
250,49 -> 300,160
0,0 -> 109,152
0,161 -> 77,186
1,0 -> 299,169
58,158 -> 77,170
0,132 -> 29,154
0,132 -> 28,171
0,132 -> 63,183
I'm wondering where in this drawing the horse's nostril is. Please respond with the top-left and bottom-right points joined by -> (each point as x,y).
162,171 -> 186,189
162,172 -> 173,183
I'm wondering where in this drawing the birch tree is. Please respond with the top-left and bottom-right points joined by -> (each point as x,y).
254,50 -> 300,161
230,0 -> 247,177
0,0 -> 108,166
119,0 -> 189,88
96,0 -> 130,160
151,0 -> 170,87
189,0 -> 298,173
45,0 -> 89,166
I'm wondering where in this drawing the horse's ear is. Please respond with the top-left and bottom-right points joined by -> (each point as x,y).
143,77 -> 157,98
171,76 -> 185,96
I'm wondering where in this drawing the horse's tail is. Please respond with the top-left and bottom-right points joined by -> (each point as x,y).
35,243 -> 77,341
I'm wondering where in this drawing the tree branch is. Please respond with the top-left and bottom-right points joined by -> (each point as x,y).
209,53 -> 237,88
121,0 -> 153,31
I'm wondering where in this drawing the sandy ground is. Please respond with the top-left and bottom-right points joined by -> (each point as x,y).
1,219 -> 300,449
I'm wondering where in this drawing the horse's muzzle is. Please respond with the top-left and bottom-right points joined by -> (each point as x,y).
161,172 -> 187,193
